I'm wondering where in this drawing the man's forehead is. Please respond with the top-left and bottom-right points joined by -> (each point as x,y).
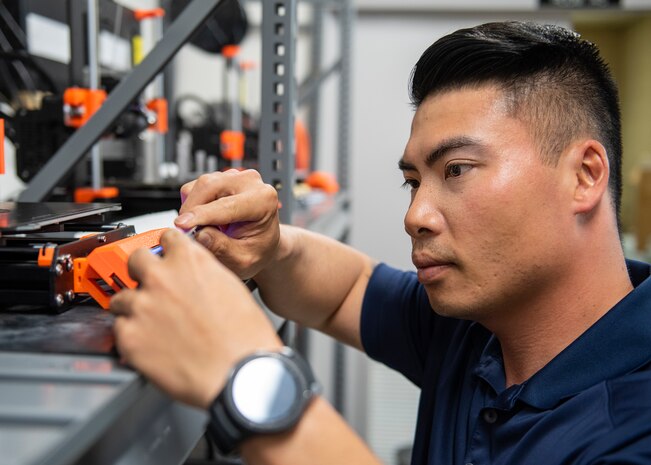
407,85 -> 510,147
402,84 -> 529,163
413,84 -> 510,121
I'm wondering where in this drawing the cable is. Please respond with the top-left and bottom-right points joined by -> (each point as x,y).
0,28 -> 35,91
0,61 -> 19,101
0,51 -> 58,93
0,4 -> 28,48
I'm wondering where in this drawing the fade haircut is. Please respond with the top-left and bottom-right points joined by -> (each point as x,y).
410,21 -> 623,224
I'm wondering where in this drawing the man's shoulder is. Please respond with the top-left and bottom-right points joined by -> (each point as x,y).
568,368 -> 651,464
607,365 -> 651,419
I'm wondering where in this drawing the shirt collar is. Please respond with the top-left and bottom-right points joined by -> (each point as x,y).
517,259 -> 651,409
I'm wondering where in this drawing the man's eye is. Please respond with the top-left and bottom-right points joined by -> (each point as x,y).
444,163 -> 471,179
401,179 -> 420,190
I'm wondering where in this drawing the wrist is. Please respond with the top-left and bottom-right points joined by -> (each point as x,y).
254,225 -> 297,283
206,346 -> 320,455
274,225 -> 298,264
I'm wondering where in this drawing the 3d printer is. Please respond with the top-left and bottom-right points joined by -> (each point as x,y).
0,202 -> 165,312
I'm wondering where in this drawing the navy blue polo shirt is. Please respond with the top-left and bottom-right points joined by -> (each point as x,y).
361,260 -> 651,465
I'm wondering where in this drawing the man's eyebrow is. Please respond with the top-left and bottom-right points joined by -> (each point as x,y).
399,136 -> 482,171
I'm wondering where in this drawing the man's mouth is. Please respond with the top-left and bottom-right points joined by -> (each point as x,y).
412,254 -> 454,283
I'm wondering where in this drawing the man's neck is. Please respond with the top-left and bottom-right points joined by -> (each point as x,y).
488,254 -> 633,388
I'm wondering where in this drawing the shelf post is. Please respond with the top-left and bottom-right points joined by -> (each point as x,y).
259,0 -> 298,225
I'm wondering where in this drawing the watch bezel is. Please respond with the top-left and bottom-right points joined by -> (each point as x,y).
221,348 -> 318,434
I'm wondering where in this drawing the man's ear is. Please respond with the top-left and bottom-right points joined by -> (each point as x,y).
568,139 -> 609,215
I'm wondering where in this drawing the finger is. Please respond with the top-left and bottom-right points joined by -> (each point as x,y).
157,228 -> 195,261
180,180 -> 196,205
192,226 -> 258,277
111,316 -> 134,365
181,172 -> 236,211
109,288 -> 139,317
175,171 -> 270,229
127,246 -> 161,285
192,225 -> 223,253
182,185 -> 278,230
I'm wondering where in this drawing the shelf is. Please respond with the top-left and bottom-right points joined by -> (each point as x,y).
0,304 -> 206,465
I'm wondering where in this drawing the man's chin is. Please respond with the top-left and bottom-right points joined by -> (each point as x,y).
425,291 -> 477,321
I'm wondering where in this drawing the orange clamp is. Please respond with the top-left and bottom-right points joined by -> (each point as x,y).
74,186 -> 120,203
74,228 -> 166,309
146,98 -> 168,133
239,60 -> 256,71
306,171 -> 340,194
134,8 -> 165,21
37,246 -> 56,268
295,120 -> 311,172
221,45 -> 240,59
220,130 -> 245,161
63,87 -> 107,128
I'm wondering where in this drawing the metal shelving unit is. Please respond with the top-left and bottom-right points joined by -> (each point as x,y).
0,305 -> 206,465
0,0 -> 354,463
258,0 -> 354,225
256,0 -> 354,415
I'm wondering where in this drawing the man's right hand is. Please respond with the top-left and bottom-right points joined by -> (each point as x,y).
175,169 -> 280,280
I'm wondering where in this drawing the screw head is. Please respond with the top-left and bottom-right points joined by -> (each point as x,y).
58,254 -> 73,272
55,263 -> 64,276
65,290 -> 76,302
55,294 -> 65,307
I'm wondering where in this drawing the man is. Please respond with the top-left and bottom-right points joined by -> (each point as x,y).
110,21 -> 651,464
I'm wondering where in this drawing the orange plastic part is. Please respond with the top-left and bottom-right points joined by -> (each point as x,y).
239,60 -> 256,71
63,87 -> 107,128
0,119 -> 4,174
220,130 -> 245,161
74,186 -> 119,203
37,246 -> 55,267
134,8 -> 165,21
305,171 -> 340,194
295,120 -> 311,171
146,98 -> 168,133
221,45 -> 240,59
74,228 -> 166,309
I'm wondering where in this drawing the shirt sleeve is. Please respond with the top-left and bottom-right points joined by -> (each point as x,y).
581,423 -> 651,465
577,374 -> 651,465
360,263 -> 463,387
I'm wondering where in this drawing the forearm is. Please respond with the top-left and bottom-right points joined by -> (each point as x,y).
254,225 -> 375,349
241,397 -> 381,465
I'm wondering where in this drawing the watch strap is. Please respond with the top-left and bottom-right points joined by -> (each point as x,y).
208,389 -> 247,456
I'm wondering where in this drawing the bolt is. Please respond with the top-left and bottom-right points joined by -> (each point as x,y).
55,263 -> 64,276
55,294 -> 65,307
58,254 -> 73,272
65,290 -> 76,302
97,235 -> 107,243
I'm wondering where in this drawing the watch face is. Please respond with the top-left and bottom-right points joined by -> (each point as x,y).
232,357 -> 299,424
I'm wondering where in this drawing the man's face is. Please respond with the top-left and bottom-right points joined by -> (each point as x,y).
401,85 -> 575,324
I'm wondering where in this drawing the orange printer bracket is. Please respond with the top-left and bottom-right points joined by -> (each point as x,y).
74,228 -> 166,309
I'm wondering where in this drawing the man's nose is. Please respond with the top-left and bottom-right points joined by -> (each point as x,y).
404,188 -> 444,238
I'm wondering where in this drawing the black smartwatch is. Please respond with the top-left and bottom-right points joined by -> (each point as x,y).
207,347 -> 321,455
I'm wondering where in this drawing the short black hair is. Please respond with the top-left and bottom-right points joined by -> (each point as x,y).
410,21 -> 622,224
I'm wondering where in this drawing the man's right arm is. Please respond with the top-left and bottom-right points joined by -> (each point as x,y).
175,170 -> 376,351
254,224 -> 376,351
